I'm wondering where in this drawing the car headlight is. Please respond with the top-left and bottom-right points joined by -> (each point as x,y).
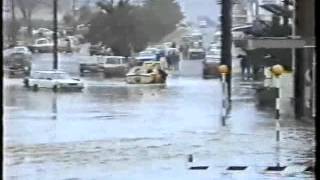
24,66 -> 29,70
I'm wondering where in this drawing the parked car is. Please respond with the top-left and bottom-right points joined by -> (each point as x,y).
89,43 -> 109,56
98,56 -> 129,77
32,28 -> 54,37
79,56 -> 105,74
202,49 -> 221,78
4,46 -> 32,76
30,38 -> 53,53
23,70 -> 84,91
135,50 -> 157,62
58,37 -> 80,53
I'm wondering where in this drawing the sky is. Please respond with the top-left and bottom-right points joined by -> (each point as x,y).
176,0 -> 220,22
3,0 -> 220,22
78,0 -> 221,22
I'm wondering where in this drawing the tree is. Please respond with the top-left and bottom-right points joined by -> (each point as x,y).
16,0 -> 44,37
63,13 -> 76,27
86,0 -> 148,56
78,5 -> 94,24
143,0 -> 184,40
86,0 -> 184,56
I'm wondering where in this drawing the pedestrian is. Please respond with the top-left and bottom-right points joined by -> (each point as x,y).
171,42 -> 176,48
172,50 -> 180,70
237,54 -> 247,79
160,56 -> 168,70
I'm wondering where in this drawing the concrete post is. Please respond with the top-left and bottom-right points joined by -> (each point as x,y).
312,50 -> 316,118
221,73 -> 227,126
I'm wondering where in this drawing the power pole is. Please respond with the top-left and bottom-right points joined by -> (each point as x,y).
72,0 -> 76,31
221,0 -> 233,101
11,0 -> 17,46
53,0 -> 58,69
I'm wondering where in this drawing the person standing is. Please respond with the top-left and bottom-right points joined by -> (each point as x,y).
166,51 -> 173,70
238,53 -> 250,79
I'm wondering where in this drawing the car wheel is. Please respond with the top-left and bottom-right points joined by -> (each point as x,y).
32,84 -> 39,91
53,85 -> 59,92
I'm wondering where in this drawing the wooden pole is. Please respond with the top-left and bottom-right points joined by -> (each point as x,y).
53,0 -> 58,69
221,0 -> 232,101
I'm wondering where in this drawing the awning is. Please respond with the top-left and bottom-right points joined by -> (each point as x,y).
232,25 -> 253,32
234,37 -> 306,50
260,4 -> 292,17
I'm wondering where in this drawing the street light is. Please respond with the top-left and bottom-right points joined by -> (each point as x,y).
218,65 -> 229,126
271,64 -> 284,142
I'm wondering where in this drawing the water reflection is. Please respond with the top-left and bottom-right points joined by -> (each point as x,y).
51,94 -> 57,120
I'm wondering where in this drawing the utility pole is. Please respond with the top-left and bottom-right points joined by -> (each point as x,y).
53,0 -> 58,69
11,0 -> 17,46
221,0 -> 233,101
72,0 -> 76,31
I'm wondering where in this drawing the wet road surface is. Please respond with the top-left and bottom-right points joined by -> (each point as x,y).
3,53 -> 315,179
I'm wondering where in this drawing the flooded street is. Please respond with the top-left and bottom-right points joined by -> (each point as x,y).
3,53 -> 315,179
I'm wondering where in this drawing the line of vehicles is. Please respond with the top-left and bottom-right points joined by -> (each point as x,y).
4,28 -> 228,92
6,43 -> 174,92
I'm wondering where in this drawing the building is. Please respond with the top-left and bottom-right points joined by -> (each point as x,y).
232,0 -> 315,119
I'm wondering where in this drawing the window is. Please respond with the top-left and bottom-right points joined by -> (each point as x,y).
106,58 -> 121,64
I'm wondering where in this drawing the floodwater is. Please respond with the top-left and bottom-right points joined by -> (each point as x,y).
3,53 -> 315,179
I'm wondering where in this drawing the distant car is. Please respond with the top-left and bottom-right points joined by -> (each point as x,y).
23,70 -> 84,91
199,20 -> 208,28
202,49 -> 221,79
135,50 -> 157,62
89,43 -> 108,56
79,56 -> 105,74
188,48 -> 206,60
4,46 -> 32,76
145,47 -> 160,55
32,28 -> 54,37
30,38 -> 53,53
98,56 -> 129,77
58,37 -> 80,53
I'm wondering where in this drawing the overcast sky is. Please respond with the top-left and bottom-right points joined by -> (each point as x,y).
177,0 -> 220,22
79,0 -> 221,22
3,0 -> 220,22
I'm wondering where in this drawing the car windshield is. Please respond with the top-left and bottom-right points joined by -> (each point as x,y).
37,40 -> 48,44
139,51 -> 154,56
53,73 -> 70,79
32,72 -> 70,79
207,50 -> 220,56
105,58 -> 122,64
14,47 -> 27,52
206,57 -> 220,62
191,35 -> 202,41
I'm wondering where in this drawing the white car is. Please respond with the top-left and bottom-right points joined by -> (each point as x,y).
31,38 -> 54,53
32,28 -> 54,37
24,70 -> 84,91
98,56 -> 128,77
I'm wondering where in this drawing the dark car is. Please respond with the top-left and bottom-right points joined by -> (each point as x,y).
4,46 -> 32,77
188,48 -> 206,60
89,43 -> 107,56
202,50 -> 220,79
